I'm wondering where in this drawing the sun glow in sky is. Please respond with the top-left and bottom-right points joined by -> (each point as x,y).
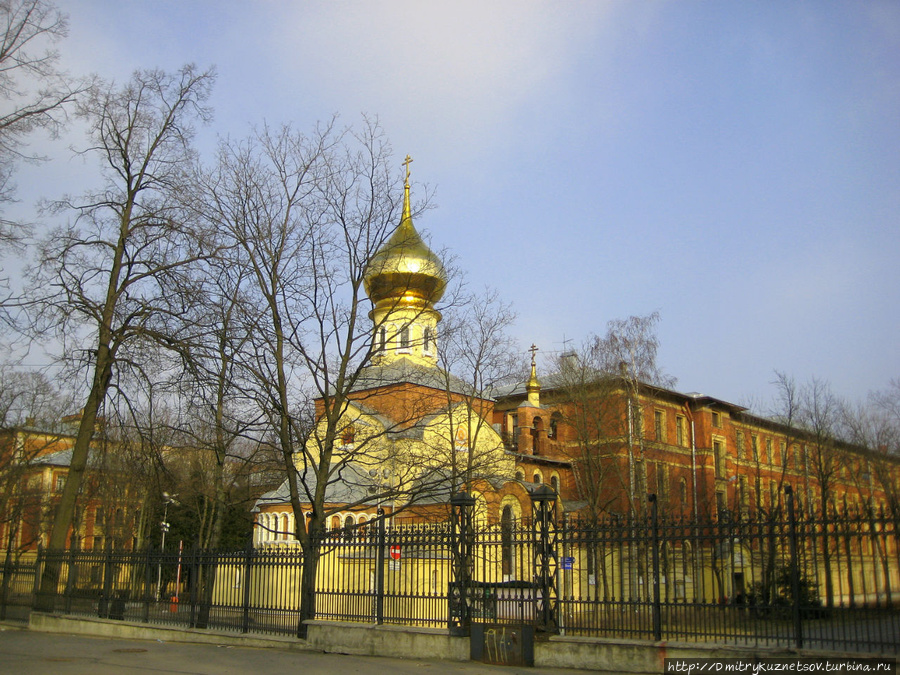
9,1 -> 900,409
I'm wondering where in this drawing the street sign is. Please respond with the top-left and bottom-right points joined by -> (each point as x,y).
561,556 -> 575,570
389,545 -> 401,561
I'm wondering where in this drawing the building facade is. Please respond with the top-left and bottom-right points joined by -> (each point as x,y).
254,166 -> 899,544
0,418 -> 143,556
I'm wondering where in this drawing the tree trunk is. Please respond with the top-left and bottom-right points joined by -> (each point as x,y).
36,354 -> 112,609
297,537 -> 320,639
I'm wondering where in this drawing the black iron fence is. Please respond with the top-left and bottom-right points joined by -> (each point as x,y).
2,491 -> 898,654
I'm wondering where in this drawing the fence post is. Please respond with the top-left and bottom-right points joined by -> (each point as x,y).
241,539 -> 253,633
189,543 -> 200,628
531,484 -> 559,634
649,494 -> 662,642
785,485 -> 803,649
142,545 -> 153,623
63,547 -> 77,615
375,507 -> 385,625
98,542 -> 114,619
449,491 -> 475,636
30,544 -> 43,612
876,505 -> 892,607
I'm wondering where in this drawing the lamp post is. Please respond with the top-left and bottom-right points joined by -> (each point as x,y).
155,492 -> 177,602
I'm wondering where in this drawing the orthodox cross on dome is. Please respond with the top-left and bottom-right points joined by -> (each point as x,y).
529,343 -> 539,369
403,154 -> 413,187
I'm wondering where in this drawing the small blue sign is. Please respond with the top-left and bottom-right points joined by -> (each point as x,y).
561,556 -> 575,570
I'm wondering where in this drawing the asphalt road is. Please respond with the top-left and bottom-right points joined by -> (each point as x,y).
0,627 -> 603,675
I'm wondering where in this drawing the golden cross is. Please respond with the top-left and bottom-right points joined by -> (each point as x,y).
529,343 -> 539,368
403,154 -> 413,186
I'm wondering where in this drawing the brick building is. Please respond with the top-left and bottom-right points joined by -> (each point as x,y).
0,418 -> 144,555
494,367 -> 898,522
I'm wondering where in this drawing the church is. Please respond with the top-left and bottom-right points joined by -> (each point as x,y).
253,163 -> 537,545
254,163 -> 898,546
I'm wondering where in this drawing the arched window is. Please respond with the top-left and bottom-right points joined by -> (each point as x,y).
281,514 -> 289,540
533,472 -> 542,485
549,412 -> 562,440
550,474 -> 559,493
399,325 -> 410,350
423,327 -> 432,354
378,327 -> 387,353
515,470 -> 524,482
344,514 -> 356,541
501,505 -> 514,577
531,416 -> 544,455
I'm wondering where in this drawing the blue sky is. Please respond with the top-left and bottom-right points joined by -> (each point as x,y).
10,1 -> 900,410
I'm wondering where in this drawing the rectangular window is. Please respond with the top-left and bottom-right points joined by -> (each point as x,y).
765,438 -> 773,464
55,475 -> 66,492
654,410 -> 664,441
657,463 -> 668,501
713,440 -> 724,478
712,412 -> 721,428
736,431 -> 744,457
780,441 -> 787,468
676,415 -> 685,447
716,490 -> 727,518
751,435 -> 759,463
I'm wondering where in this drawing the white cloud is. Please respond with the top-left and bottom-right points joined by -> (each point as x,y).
269,2 -> 613,162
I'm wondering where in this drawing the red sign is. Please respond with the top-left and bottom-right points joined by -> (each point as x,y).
389,545 -> 401,561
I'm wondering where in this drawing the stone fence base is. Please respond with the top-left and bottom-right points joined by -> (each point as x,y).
27,614 -> 846,673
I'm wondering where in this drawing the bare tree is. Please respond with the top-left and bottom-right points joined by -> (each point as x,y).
27,64 -> 215,601
435,286 -> 519,496
547,314 -> 674,602
554,342 -> 629,521
564,312 -> 674,516
198,119 -> 433,635
772,373 -> 847,607
797,377 -> 844,517
0,362 -> 68,427
167,249 -> 260,550
844,380 -> 900,514
0,0 -> 87,329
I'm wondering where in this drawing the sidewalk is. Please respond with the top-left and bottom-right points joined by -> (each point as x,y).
0,625 -> 605,675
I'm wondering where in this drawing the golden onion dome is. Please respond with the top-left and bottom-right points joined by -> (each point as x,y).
364,164 -> 447,307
